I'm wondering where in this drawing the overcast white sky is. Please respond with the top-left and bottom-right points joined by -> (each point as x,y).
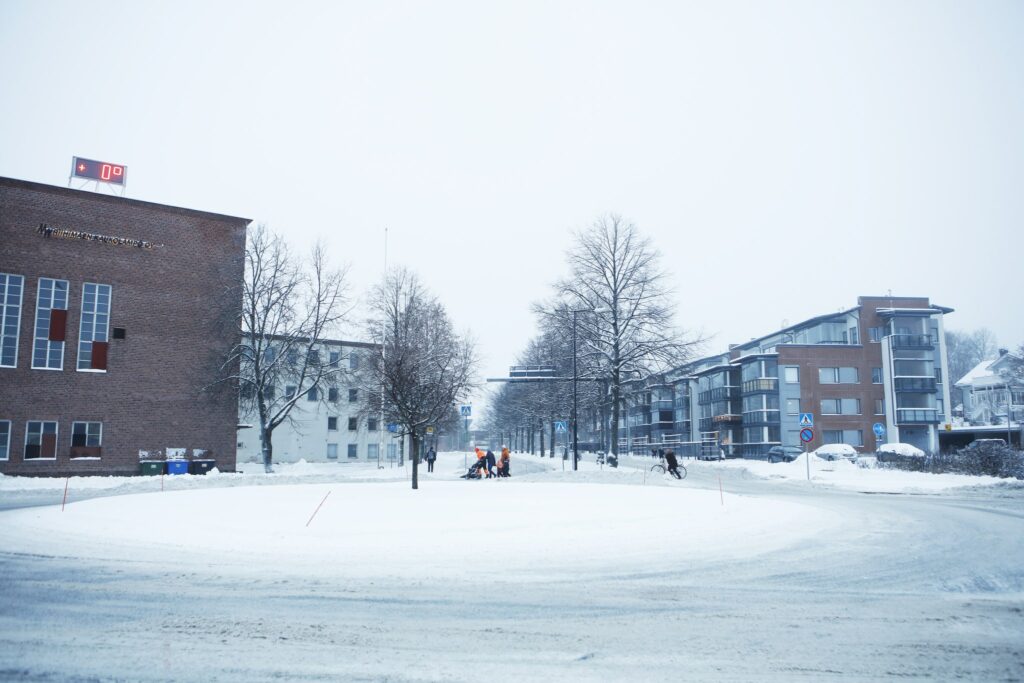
2,0 -> 1022,411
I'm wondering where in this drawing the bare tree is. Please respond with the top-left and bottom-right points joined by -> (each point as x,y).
364,267 -> 477,489
946,328 -> 999,409
225,225 -> 351,472
540,214 -> 700,457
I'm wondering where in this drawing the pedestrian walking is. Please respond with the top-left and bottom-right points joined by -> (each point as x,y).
485,449 -> 496,478
499,446 -> 510,477
425,446 -> 436,472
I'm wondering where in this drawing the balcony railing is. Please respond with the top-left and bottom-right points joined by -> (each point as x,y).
894,377 -> 937,393
896,408 -> 940,424
699,387 -> 738,403
712,414 -> 741,423
890,334 -> 935,350
742,378 -> 778,394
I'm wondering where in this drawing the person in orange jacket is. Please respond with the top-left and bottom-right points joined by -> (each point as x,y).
499,446 -> 510,477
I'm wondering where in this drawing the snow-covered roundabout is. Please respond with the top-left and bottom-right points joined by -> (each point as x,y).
0,481 -> 834,581
1,452 -> 1022,682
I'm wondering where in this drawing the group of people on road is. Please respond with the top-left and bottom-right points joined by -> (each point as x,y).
473,446 -> 511,478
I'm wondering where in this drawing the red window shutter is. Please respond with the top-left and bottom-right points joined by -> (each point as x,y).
91,341 -> 108,370
41,433 -> 57,459
48,309 -> 67,342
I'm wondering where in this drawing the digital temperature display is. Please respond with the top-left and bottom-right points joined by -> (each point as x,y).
72,157 -> 127,185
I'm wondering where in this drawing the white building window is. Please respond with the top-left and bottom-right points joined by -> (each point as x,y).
25,420 -> 58,460
327,443 -> 338,459
0,420 -> 10,460
70,421 -> 103,457
77,283 -> 112,371
347,444 -> 358,458
0,273 -> 24,368
784,367 -> 799,383
32,278 -> 68,370
819,367 -> 859,384
367,443 -> 379,460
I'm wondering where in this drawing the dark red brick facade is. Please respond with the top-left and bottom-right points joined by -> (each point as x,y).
0,177 -> 248,475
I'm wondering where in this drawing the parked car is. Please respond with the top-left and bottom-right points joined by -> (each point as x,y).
875,443 -> 926,463
766,445 -> 803,463
813,443 -> 858,461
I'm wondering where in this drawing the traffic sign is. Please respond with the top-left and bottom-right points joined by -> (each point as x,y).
554,420 -> 568,433
799,427 -> 814,443
426,426 -> 434,435
387,423 -> 399,433
799,413 -> 814,428
460,405 -> 471,417
872,423 -> 886,438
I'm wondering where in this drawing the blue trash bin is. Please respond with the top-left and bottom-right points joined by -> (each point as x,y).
166,460 -> 189,475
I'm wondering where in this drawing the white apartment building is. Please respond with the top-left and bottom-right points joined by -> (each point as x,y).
236,338 -> 405,464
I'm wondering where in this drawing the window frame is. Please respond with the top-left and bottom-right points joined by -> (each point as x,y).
328,416 -> 338,431
31,278 -> 69,371
76,282 -> 112,373
347,443 -> 358,458
0,420 -> 10,460
784,367 -> 799,384
0,273 -> 25,369
24,420 -> 59,460
348,417 -> 358,431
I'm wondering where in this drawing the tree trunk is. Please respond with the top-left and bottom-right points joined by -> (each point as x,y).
539,418 -> 545,457
411,430 -> 419,490
611,369 -> 621,456
260,424 -> 273,473
549,417 -> 556,460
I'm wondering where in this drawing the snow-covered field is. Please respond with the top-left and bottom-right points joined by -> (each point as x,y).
1,451 -> 1022,681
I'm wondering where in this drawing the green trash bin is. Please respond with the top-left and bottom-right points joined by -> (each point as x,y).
140,460 -> 165,476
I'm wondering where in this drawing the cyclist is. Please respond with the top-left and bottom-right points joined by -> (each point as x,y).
664,448 -> 683,479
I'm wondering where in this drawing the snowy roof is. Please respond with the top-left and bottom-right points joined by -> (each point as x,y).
875,305 -> 954,316
956,355 -> 1021,388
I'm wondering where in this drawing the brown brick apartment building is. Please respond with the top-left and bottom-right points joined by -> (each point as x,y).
614,295 -> 954,457
0,177 -> 249,475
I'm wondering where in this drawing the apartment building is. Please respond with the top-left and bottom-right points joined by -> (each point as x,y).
612,296 -> 953,457
235,338 -> 400,464
0,176 -> 249,475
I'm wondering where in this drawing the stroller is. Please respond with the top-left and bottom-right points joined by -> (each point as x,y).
459,460 -> 486,480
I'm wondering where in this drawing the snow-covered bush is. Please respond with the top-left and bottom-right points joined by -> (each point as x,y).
879,442 -> 1023,479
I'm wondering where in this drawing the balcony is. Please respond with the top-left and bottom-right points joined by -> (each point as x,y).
712,414 -> 741,423
894,377 -> 937,393
896,408 -> 940,424
742,378 -> 778,394
699,387 -> 738,403
890,334 -> 935,350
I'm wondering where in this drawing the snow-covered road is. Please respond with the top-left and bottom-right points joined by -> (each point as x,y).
1,452 -> 1022,681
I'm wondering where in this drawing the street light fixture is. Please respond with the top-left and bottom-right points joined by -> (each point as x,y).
572,306 -> 608,471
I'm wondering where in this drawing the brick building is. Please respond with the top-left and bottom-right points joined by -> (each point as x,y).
605,295 -> 953,457
0,176 -> 249,475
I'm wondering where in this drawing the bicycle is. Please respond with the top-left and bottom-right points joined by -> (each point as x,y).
650,455 -> 686,479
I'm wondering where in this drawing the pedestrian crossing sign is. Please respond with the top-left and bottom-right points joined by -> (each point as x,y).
799,413 -> 814,427
555,421 -> 568,433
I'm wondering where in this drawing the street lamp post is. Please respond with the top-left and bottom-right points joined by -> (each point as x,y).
572,308 -> 580,471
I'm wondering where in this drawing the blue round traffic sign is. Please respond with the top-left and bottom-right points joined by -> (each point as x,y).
799,427 -> 814,443
872,422 -> 886,437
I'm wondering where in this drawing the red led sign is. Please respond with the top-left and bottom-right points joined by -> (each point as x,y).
72,157 -> 127,185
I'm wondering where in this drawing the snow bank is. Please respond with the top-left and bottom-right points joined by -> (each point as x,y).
686,452 -> 1008,493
